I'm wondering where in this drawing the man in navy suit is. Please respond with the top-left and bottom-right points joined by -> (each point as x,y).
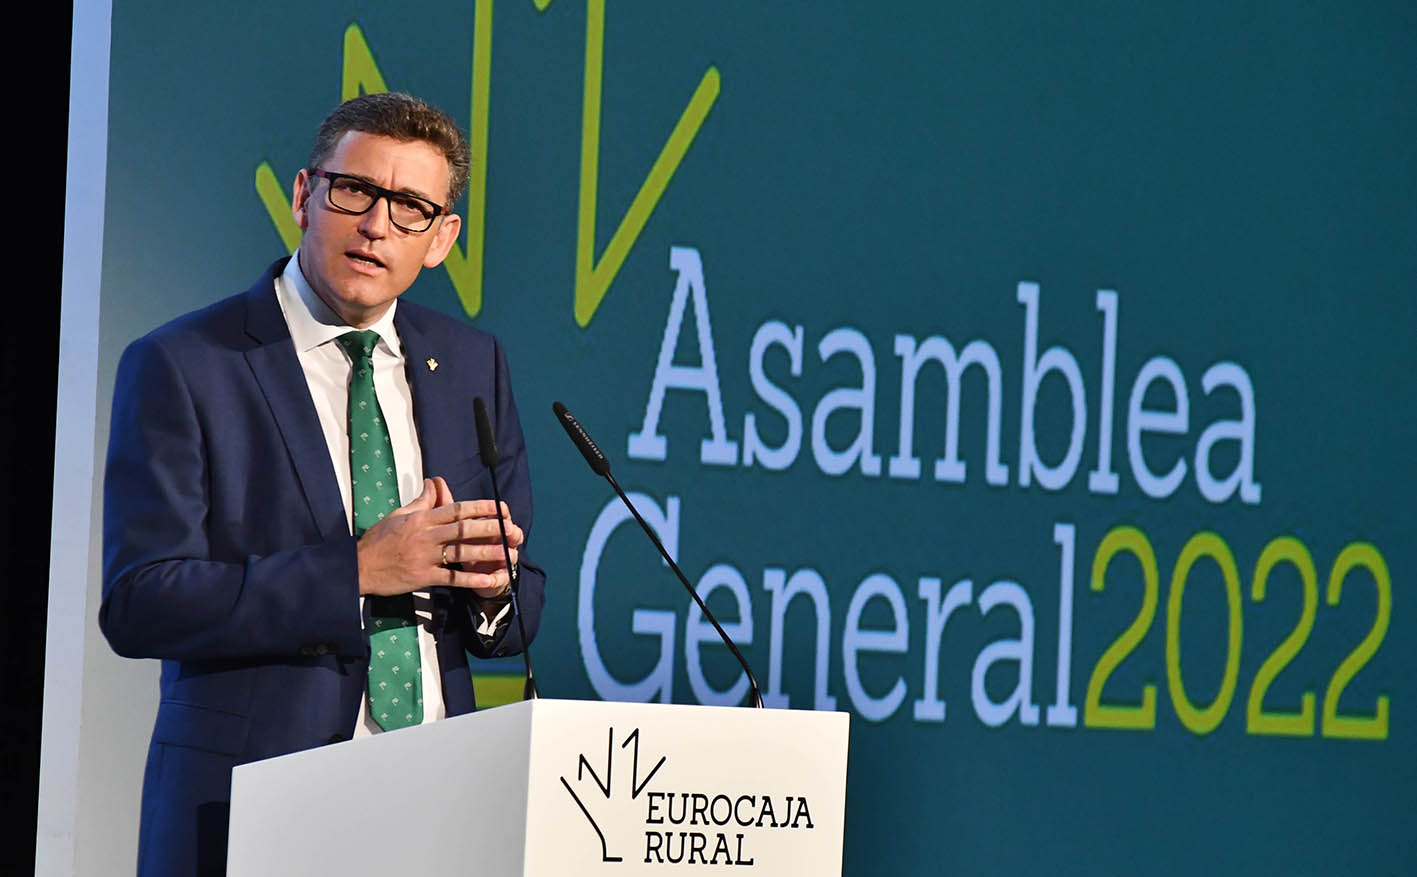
101,92 -> 545,876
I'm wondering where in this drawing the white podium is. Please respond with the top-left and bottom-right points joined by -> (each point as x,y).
228,699 -> 850,875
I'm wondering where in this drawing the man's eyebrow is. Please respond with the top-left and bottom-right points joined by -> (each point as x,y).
342,172 -> 440,205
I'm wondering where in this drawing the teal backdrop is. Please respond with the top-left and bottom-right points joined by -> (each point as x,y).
96,2 -> 1414,873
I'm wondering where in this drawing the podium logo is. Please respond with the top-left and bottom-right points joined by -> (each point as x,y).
561,726 -> 668,863
561,726 -> 816,867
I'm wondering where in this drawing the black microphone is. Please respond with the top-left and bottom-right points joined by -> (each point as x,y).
552,401 -> 764,708
553,401 -> 610,476
473,396 -> 538,700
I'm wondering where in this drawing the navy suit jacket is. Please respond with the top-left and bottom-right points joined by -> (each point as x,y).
100,260 -> 545,876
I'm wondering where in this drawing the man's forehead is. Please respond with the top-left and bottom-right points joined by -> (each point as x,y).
323,131 -> 452,200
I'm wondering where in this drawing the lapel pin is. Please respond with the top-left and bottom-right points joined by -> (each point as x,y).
426,357 -> 439,372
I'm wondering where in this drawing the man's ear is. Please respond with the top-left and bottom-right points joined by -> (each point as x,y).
291,169 -> 314,230
422,212 -> 463,269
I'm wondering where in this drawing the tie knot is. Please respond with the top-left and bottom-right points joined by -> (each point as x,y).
336,330 -> 381,365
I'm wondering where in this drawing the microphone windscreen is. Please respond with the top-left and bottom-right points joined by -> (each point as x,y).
473,396 -> 500,467
553,401 -> 611,476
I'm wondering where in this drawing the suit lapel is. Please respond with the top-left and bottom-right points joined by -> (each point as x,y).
242,264 -> 349,542
396,306 -> 461,480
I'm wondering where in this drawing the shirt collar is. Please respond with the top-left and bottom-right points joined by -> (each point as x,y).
275,251 -> 403,358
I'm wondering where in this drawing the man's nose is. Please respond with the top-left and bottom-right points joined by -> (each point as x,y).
358,197 -> 391,238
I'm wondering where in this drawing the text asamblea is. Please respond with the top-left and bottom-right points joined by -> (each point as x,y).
627,246 -> 1261,505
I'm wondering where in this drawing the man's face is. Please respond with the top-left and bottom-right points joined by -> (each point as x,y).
291,131 -> 462,328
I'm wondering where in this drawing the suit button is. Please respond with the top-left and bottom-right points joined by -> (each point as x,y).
327,733 -> 346,744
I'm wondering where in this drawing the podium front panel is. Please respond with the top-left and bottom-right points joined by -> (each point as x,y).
523,700 -> 848,874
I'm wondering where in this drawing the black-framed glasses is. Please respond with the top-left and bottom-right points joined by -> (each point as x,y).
309,169 -> 449,233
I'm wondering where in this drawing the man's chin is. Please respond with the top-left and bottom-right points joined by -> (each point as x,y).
312,282 -> 397,328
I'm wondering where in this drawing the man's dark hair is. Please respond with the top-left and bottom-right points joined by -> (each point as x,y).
308,92 -> 471,208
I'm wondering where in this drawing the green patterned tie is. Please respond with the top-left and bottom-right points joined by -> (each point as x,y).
337,330 -> 423,731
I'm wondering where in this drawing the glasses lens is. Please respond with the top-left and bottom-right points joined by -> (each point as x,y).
327,177 -> 375,214
388,196 -> 437,232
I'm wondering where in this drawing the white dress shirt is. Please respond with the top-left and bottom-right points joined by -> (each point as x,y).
274,253 -> 446,737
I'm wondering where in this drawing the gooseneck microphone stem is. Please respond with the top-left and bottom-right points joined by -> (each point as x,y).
474,397 -> 538,700
553,402 -> 764,708
603,468 -> 764,708
484,463 -> 539,701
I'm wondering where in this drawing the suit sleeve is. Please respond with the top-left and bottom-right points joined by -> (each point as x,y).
99,334 -> 366,661
457,336 -> 546,659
